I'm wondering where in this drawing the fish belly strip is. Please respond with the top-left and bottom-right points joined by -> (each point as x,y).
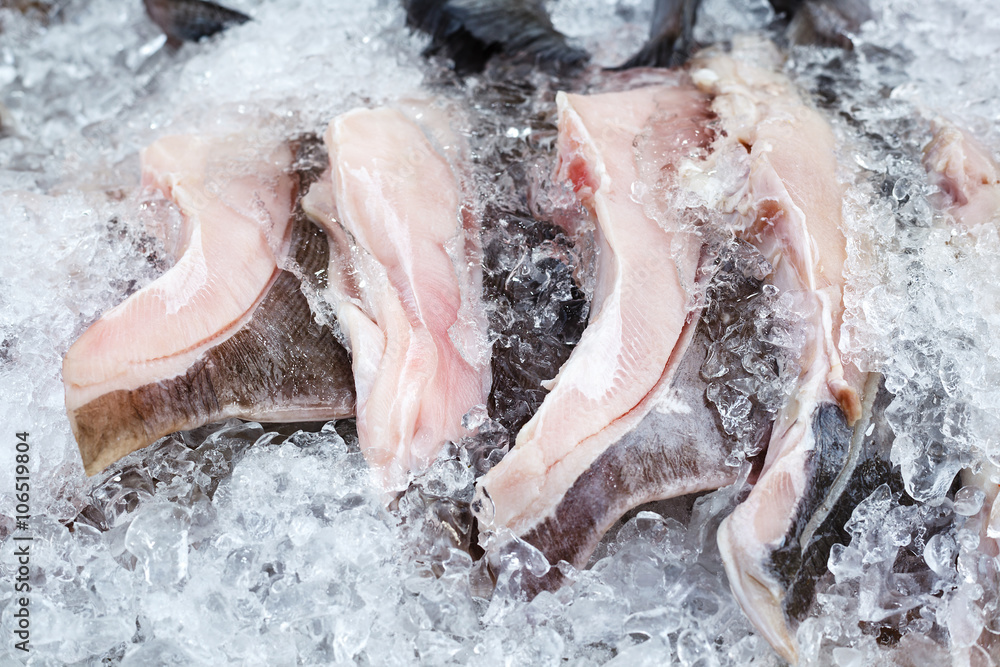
477,84 -> 710,539
688,50 -> 863,663
326,107 -> 490,493
64,135 -> 294,409
64,134 -> 357,475
301,177 -> 386,413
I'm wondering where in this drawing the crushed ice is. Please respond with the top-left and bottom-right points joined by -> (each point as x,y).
1,0 -> 999,663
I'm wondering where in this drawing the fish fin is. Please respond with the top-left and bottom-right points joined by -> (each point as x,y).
403,0 -> 588,74
144,0 -> 250,46
784,0 -> 872,49
615,0 -> 701,69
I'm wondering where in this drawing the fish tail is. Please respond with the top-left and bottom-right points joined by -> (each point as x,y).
403,0 -> 588,74
615,0 -> 701,69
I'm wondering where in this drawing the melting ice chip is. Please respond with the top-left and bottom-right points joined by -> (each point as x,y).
954,486 -> 986,517
923,532 -> 958,577
124,503 -> 192,586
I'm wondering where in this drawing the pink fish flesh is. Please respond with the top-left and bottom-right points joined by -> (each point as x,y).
315,106 -> 491,494
473,79 -> 736,588
63,134 -> 355,475
683,46 -> 866,662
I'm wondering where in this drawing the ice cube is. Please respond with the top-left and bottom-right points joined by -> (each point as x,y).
123,503 -> 192,587
953,485 -> 986,516
923,532 -> 958,577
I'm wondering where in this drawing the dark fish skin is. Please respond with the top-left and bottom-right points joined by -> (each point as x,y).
617,0 -> 870,70
617,0 -> 702,69
5,0 -> 67,24
143,0 -> 250,47
765,402 -> 854,618
464,76 -> 591,440
767,377 -> 906,629
403,0 -> 589,74
0,103 -> 13,139
768,0 -> 803,15
483,214 -> 587,435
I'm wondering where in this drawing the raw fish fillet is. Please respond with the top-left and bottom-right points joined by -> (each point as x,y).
475,81 -> 725,581
317,106 -> 491,494
514,330 -> 743,594
684,45 -> 866,662
63,134 -> 355,475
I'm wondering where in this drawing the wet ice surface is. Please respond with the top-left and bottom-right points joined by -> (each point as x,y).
1,0 -> 999,664
700,239 -> 802,464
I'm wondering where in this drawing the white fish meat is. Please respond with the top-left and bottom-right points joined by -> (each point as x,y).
684,43 -> 866,662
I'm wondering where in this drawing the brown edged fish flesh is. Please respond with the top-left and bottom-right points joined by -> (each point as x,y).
63,133 -> 355,475
679,44 -> 867,662
473,77 -> 741,588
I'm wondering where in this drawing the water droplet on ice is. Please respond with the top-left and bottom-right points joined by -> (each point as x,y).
891,177 -> 911,201
676,628 -> 715,667
833,646 -> 863,667
954,485 -> 986,516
